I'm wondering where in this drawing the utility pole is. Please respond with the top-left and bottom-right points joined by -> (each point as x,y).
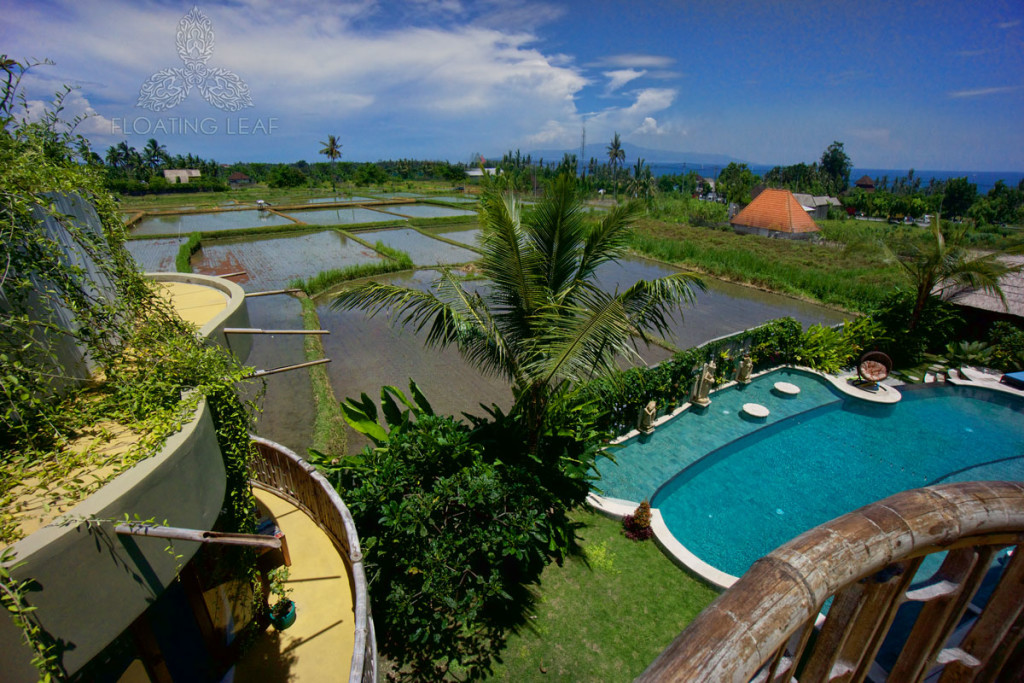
579,125 -> 586,178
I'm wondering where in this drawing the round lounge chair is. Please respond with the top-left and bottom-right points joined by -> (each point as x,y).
857,351 -> 892,384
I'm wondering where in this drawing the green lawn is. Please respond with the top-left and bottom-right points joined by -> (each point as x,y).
484,509 -> 718,682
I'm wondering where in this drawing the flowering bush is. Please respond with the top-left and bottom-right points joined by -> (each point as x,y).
623,500 -> 654,541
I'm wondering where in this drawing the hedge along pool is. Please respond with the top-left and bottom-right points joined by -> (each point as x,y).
603,370 -> 1024,580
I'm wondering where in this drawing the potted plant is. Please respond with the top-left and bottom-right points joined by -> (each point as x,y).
267,566 -> 296,631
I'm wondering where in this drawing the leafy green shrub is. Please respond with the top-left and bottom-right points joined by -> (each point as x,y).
868,290 -> 963,366
320,383 -> 608,680
988,322 -> 1024,371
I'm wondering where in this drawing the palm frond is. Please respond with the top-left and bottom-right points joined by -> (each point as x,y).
525,293 -> 639,387
617,272 -> 706,340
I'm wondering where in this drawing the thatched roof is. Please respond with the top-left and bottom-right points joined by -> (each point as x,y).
946,256 -> 1024,318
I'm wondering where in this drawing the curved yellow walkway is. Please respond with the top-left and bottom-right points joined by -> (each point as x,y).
235,489 -> 355,681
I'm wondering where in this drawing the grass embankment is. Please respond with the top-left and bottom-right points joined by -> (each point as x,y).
483,509 -> 718,682
175,232 -> 202,272
299,297 -> 347,455
630,217 -> 900,312
289,240 -> 414,297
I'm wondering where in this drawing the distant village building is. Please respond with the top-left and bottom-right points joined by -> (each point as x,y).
853,175 -> 876,192
792,193 -> 842,221
228,171 -> 251,187
466,167 -> 500,177
163,169 -> 201,184
730,188 -> 821,240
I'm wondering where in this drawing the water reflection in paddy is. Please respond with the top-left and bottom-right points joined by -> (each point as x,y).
283,207 -> 402,226
594,258 -> 849,348
132,210 -> 296,235
126,237 -> 185,272
430,226 -> 480,248
386,204 -> 477,219
192,230 -> 383,291
428,196 -> 478,204
301,196 -> 375,204
358,228 -> 478,265
241,295 -> 316,454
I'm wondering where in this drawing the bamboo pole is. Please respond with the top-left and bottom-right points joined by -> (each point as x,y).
245,289 -> 302,297
223,328 -> 329,335
114,524 -> 281,550
247,358 -> 331,378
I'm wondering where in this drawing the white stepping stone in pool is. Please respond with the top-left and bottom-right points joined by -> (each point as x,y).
742,403 -> 770,419
774,381 -> 800,396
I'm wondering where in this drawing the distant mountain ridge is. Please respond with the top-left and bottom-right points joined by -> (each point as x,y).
523,143 -> 750,168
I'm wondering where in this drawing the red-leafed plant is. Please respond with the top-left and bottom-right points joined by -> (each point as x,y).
623,500 -> 654,541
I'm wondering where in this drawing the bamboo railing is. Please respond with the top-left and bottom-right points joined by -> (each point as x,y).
639,481 -> 1024,682
249,437 -> 377,683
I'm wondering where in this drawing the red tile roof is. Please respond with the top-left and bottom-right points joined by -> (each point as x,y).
729,188 -> 820,234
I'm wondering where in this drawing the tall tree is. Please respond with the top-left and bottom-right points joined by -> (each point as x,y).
319,134 -> 342,192
141,138 -> 168,171
332,174 -> 705,452
820,141 -> 852,195
606,131 -> 625,197
887,222 -> 1020,331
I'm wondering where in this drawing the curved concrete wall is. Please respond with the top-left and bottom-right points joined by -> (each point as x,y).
147,271 -> 252,364
0,399 -> 226,678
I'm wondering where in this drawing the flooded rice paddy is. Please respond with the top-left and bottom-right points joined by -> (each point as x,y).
281,207 -> 404,226
384,204 -> 477,219
130,209 -> 294,236
191,230 -> 384,291
428,196 -> 478,203
132,209 -> 296,235
125,237 -> 186,272
126,220 -> 850,455
357,228 -> 478,265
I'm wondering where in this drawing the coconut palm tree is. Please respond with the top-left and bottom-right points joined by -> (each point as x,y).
332,174 -> 705,452
319,134 -> 342,192
142,138 -> 168,171
607,132 -> 626,200
888,220 -> 1021,331
628,157 -> 656,204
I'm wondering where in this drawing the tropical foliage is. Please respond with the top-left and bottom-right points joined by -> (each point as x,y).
884,222 -> 1020,331
332,173 -> 705,450
314,382 -> 611,680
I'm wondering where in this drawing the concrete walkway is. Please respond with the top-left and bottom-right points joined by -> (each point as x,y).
234,489 -> 355,681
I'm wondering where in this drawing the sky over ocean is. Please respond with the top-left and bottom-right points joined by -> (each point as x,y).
3,0 -> 1022,171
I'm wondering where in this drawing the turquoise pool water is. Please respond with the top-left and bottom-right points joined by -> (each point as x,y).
595,369 -> 842,504
643,378 -> 1024,578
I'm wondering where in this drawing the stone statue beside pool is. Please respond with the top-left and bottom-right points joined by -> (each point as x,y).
736,355 -> 753,384
638,400 -> 657,435
691,360 -> 716,407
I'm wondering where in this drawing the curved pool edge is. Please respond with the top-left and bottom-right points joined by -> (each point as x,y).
587,493 -> 739,591
594,365 -> 906,592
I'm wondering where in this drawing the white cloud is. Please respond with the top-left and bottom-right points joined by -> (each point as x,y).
996,20 -> 1021,29
948,85 -> 1022,98
604,69 -> 645,93
633,117 -> 661,135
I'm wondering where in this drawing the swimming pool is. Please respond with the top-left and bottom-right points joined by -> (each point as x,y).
595,369 -> 1024,581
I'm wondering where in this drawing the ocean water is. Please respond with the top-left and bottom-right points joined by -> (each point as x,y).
649,163 -> 1023,195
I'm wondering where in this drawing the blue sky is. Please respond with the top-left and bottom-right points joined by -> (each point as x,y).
3,0 -> 1022,170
